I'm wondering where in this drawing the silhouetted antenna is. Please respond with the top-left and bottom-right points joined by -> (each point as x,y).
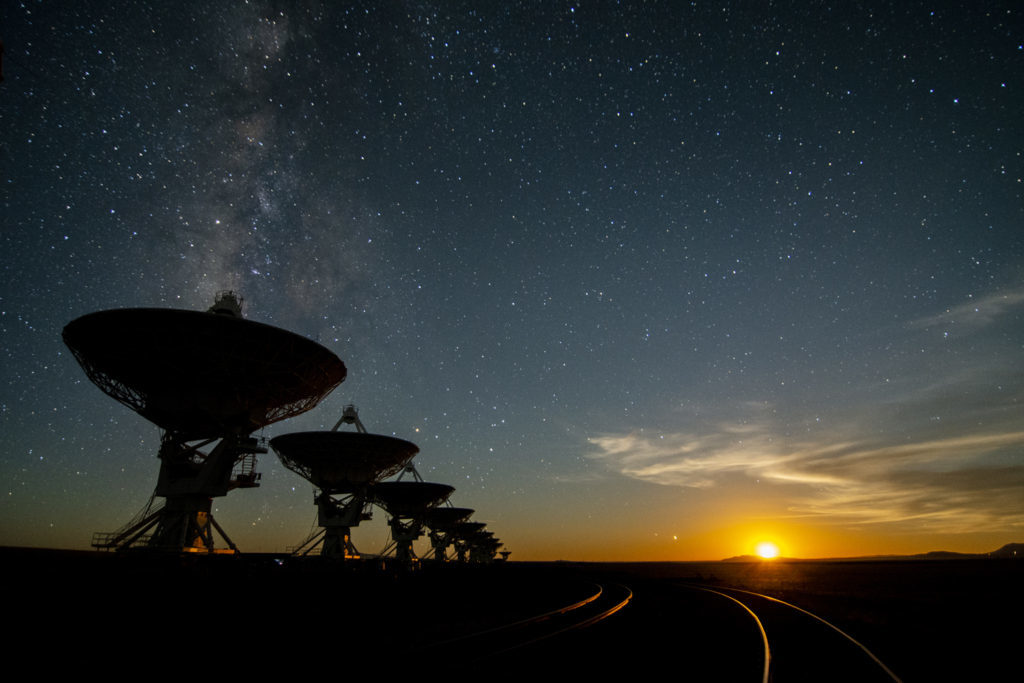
270,407 -> 418,559
63,293 -> 346,553
444,521 -> 502,563
422,506 -> 474,562
371,480 -> 455,566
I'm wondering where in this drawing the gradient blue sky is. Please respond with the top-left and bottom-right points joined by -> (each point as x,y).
2,1 -> 1021,560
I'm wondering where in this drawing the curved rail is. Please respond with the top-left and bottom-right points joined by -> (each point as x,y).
688,586 -> 771,683
548,583 -> 633,632
428,582 -> 633,659
720,586 -> 903,683
685,583 -> 901,683
450,581 -> 604,641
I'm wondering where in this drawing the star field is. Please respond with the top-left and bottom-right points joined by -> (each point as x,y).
2,2 -> 1022,560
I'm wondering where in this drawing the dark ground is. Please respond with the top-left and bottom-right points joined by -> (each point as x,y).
574,559 -> 1022,681
5,547 -> 1019,678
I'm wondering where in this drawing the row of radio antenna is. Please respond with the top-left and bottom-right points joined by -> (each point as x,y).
63,291 -> 506,564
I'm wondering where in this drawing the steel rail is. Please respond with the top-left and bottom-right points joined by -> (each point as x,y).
477,583 -> 634,657
688,586 -> 771,683
428,581 -> 604,650
476,581 -> 603,636
715,586 -> 903,683
543,583 -> 633,632
430,582 -> 632,659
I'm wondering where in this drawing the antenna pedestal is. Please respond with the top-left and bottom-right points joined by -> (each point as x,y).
155,435 -> 266,499
388,518 -> 424,565
144,435 -> 266,553
427,530 -> 448,562
315,491 -> 371,560
149,496 -> 237,554
95,434 -> 266,553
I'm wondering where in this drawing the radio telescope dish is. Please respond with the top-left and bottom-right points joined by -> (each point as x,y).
471,535 -> 503,563
269,428 -> 420,560
423,507 -> 474,562
422,507 -> 474,529
451,521 -> 487,537
371,481 -> 454,565
271,432 -> 418,492
372,481 -> 455,518
63,294 -> 346,553
63,307 -> 346,439
450,521 -> 488,563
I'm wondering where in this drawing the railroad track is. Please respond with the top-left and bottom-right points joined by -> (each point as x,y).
408,575 -> 903,679
424,582 -> 633,662
683,584 -> 903,682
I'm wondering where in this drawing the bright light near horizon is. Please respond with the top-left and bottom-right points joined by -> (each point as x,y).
756,542 -> 780,559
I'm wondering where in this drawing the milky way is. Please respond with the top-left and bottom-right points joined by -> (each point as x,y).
2,2 -> 1022,559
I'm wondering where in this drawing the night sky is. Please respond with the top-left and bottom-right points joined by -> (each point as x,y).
3,2 -> 1022,561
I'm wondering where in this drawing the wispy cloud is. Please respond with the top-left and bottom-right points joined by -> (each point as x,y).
587,425 -> 793,489
908,288 -> 1024,334
587,426 -> 1024,533
586,285 -> 1024,535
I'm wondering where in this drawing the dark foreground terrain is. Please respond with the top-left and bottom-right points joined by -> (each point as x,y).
6,547 -> 1018,679
583,559 -> 1021,680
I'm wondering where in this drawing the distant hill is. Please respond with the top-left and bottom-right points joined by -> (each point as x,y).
988,543 -> 1023,558
721,555 -> 767,563
721,543 -> 1023,562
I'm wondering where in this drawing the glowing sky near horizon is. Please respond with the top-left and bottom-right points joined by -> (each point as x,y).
2,2 -> 1022,561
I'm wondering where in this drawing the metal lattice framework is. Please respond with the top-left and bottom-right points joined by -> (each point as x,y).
372,481 -> 455,564
371,481 -> 455,518
63,308 -> 347,439
422,506 -> 474,529
271,432 -> 418,493
269,430 -> 422,559
424,507 -> 475,562
63,301 -> 347,554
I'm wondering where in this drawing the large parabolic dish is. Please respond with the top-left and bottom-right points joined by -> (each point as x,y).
372,481 -> 455,518
63,308 -> 347,439
422,507 -> 474,529
270,432 -> 419,491
451,521 -> 488,539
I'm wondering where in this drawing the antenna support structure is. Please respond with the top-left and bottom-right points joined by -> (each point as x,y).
64,291 -> 346,554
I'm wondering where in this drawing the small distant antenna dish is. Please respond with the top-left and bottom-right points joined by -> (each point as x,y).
372,481 -> 455,516
471,535 -> 503,563
272,432 -> 417,491
270,407 -> 419,559
422,507 -> 474,562
449,521 -> 491,563
422,506 -> 474,528
63,295 -> 346,553
457,525 -> 502,563
371,481 -> 455,565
